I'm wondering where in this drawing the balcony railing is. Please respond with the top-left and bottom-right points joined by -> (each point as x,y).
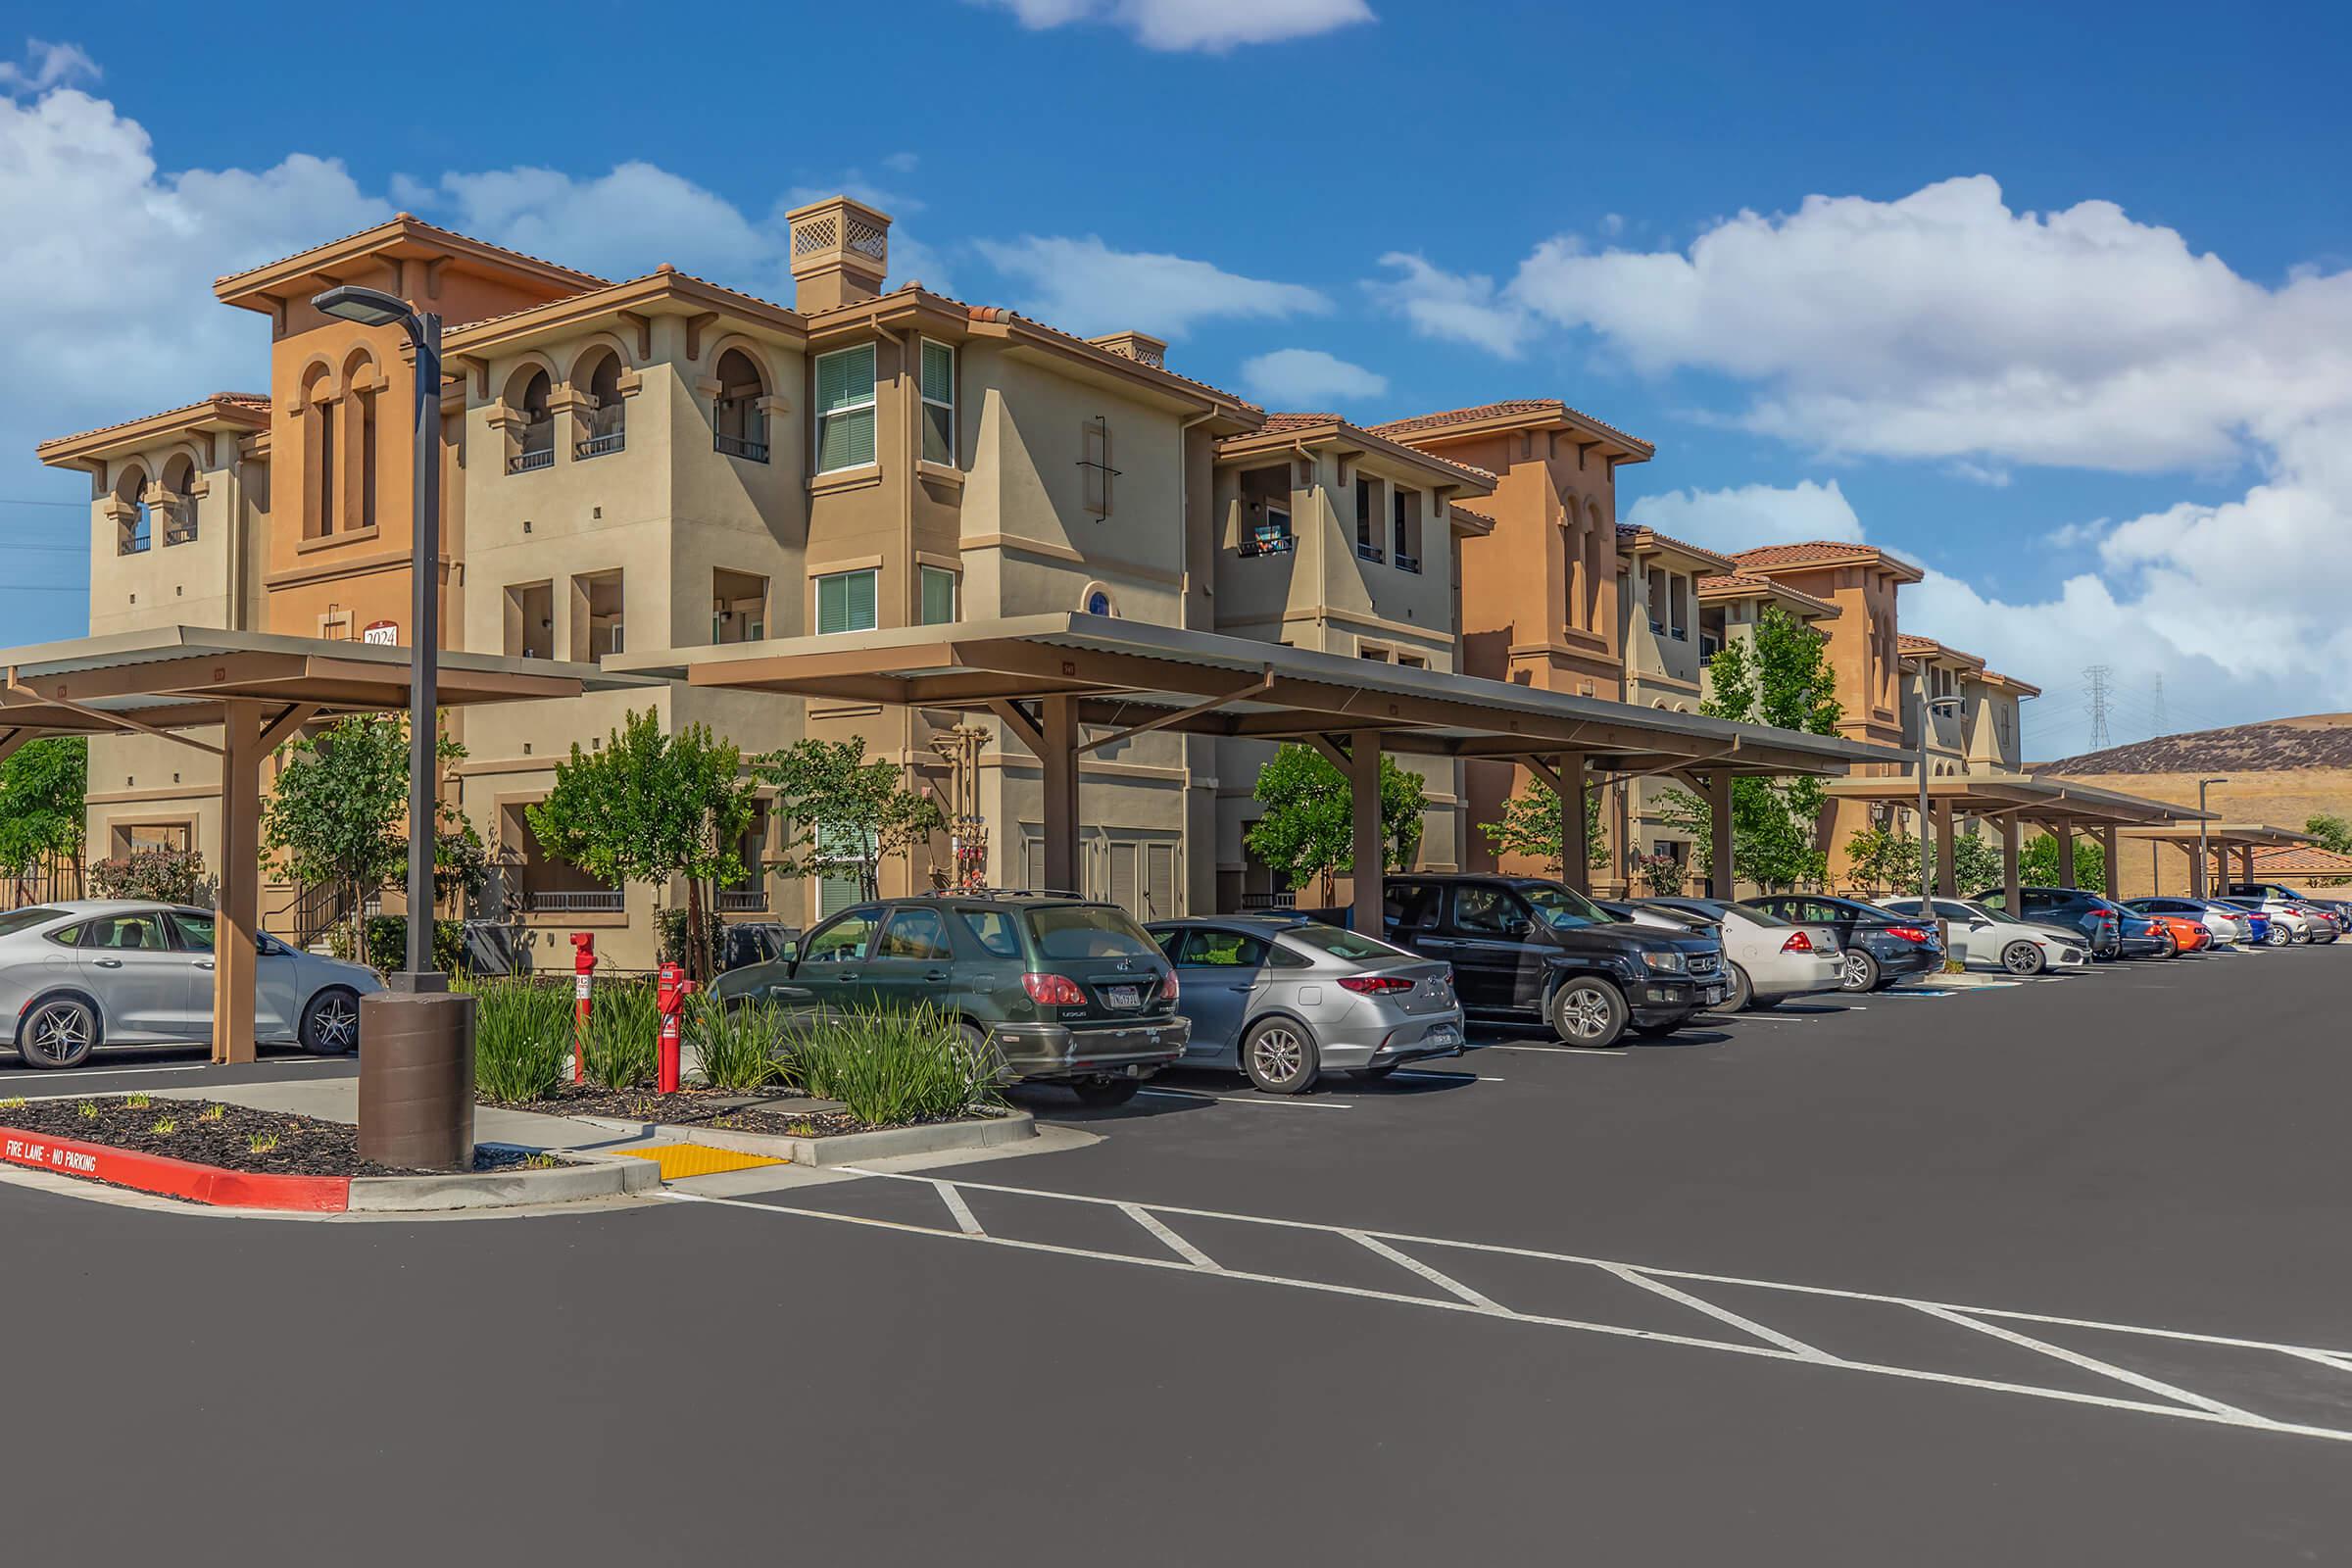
1240,525 -> 1294,559
1394,552 -> 1422,574
714,432 -> 770,463
509,424 -> 556,474
716,888 -> 770,913
526,888 -> 624,913
1670,626 -> 1688,641
1355,541 -> 1385,564
575,405 -> 625,461
1240,890 -> 1298,910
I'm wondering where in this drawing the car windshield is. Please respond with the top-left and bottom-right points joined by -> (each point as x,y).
1283,924 -> 1414,963
0,907 -> 65,939
1026,905 -> 1159,960
1521,884 -> 1613,930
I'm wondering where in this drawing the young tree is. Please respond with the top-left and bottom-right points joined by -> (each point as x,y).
758,736 -> 947,901
0,736 -> 87,893
1840,822 -> 1918,897
1245,743 -> 1427,900
2019,831 -> 2104,891
1654,608 -> 1844,893
529,710 -> 757,982
1479,775 -> 1608,878
263,715 -> 416,959
2305,813 -> 2352,857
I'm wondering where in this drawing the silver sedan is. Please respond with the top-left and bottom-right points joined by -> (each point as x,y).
1149,915 -> 1469,1094
0,901 -> 383,1068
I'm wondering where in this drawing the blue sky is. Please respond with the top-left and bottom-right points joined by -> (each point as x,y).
4,1 -> 2350,758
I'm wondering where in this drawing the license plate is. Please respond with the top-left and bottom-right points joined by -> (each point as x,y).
1102,984 -> 1141,1009
1428,1024 -> 1460,1045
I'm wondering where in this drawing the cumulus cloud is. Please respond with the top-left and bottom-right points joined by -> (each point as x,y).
1368,253 -> 1527,358
1239,348 -> 1387,407
973,0 -> 1373,51
1623,479 -> 1863,553
0,39 -> 96,94
974,234 -> 1328,339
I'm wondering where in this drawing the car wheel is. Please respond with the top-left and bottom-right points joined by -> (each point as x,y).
1549,978 -> 1629,1048
17,995 -> 97,1069
2154,930 -> 2179,959
2000,941 -> 2046,976
299,987 -> 361,1055
1723,962 -> 1755,1012
1070,1076 -> 1141,1107
1839,950 -> 1881,992
2266,924 -> 2290,947
1242,1018 -> 1319,1094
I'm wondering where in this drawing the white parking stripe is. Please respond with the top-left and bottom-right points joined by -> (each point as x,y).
1124,1203 -> 1218,1269
1912,1303 -> 2259,1419
932,1181 -> 984,1237
1136,1088 -> 1350,1108
1347,1230 -> 1504,1312
1603,1263 -> 1830,1361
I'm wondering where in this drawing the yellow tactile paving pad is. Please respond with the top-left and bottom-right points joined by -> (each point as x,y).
614,1143 -> 787,1179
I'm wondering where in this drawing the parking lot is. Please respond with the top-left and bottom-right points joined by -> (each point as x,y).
5,943 -> 2350,1564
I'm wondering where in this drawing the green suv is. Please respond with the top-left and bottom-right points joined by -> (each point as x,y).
712,892 -> 1189,1106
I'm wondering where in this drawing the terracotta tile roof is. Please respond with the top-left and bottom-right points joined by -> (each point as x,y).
445,265 -> 803,345
1695,571 -> 1839,617
213,212 -> 608,292
1216,414 -> 1494,491
1898,632 -> 1986,667
1617,522 -> 1737,570
1261,412 -> 1343,432
36,392 -> 273,457
1369,397 -> 1651,454
1731,540 -> 1926,582
2252,845 -> 2352,875
1979,668 -> 2042,697
956,299 -> 1260,414
1449,504 -> 1496,532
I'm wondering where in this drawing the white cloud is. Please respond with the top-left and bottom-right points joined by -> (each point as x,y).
1368,252 -> 1527,358
1622,479 -> 1863,554
974,0 -> 1373,51
974,233 -> 1328,338
1239,348 -> 1387,407
0,39 -> 97,94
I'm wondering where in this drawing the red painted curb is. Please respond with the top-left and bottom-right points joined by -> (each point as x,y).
0,1125 -> 351,1211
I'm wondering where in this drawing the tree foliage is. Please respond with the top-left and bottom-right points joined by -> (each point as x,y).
1655,608 -> 1846,893
1246,743 -> 1427,895
529,710 -> 757,981
1479,776 -> 1608,877
0,736 -> 87,878
1844,820 -> 2002,897
2305,813 -> 2352,857
89,848 -> 206,905
2020,832 -> 2104,891
756,736 -> 946,901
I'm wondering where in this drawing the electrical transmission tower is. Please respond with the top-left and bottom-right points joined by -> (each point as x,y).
2084,664 -> 2114,751
2150,674 -> 2166,739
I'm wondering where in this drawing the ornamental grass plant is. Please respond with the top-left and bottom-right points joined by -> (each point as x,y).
782,1004 -> 1001,1128
468,978 -> 574,1104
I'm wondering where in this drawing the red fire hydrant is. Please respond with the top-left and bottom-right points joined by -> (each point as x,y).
569,932 -> 598,1084
656,960 -> 698,1095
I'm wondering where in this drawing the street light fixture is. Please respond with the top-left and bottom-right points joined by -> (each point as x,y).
2198,776 -> 2229,899
1917,693 -> 1967,906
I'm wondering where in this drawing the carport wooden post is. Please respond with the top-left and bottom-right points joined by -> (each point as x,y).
1349,731 -> 1385,935
1707,769 -> 1735,899
1040,695 -> 1081,894
213,703 -> 265,1065
2056,821 -> 2079,889
1559,753 -> 1590,896
2100,826 -> 2121,900
1934,801 -> 1958,898
2238,843 -> 2256,891
2000,815 -> 2021,910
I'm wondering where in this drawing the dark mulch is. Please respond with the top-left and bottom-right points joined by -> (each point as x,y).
0,1097 -> 564,1179
486,1082 -> 1004,1138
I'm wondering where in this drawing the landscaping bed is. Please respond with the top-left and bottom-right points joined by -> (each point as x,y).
484,1081 -> 1006,1138
0,1096 -> 562,1180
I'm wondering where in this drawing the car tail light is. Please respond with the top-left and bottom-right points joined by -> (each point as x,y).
1340,974 -> 1416,995
1780,931 -> 1814,953
1021,972 -> 1087,1005
1887,924 -> 1931,943
1163,969 -> 1178,1004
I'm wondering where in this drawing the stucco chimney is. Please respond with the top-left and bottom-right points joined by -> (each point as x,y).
787,195 -> 891,313
1089,330 -> 1167,368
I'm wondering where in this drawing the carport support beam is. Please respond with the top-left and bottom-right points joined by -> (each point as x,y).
2056,821 -> 2079,890
2238,843 -> 2255,892
1350,732 -> 1384,935
1934,801 -> 1957,899
2100,826 -> 2121,900
2001,816 -> 2021,911
1707,769 -> 1735,900
213,702 -> 264,1065
1041,695 -> 1081,895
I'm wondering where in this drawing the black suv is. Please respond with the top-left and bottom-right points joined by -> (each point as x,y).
713,893 -> 1188,1105
1380,875 -> 1726,1049
1970,886 -> 2124,958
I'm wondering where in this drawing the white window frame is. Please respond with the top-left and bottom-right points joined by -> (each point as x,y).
814,567 -> 879,636
813,344 -> 878,474
918,338 -> 956,467
918,564 -> 959,626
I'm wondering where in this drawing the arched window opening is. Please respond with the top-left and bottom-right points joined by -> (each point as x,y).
358,384 -> 379,531
575,351 -> 626,461
113,463 -> 151,556
508,368 -> 554,474
160,454 -> 199,546
713,349 -> 770,463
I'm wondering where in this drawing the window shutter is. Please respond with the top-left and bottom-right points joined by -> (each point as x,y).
816,345 -> 874,415
1111,842 -> 1138,916
920,565 -> 956,625
818,407 -> 875,471
1147,843 -> 1175,917
848,568 -> 876,631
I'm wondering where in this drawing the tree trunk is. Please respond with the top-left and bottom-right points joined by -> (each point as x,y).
685,874 -> 709,985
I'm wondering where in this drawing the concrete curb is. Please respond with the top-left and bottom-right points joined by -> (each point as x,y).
575,1108 -> 1038,1167
344,1146 -> 661,1212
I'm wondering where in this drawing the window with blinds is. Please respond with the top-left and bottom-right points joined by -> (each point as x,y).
816,821 -> 871,915
1079,416 -> 1115,518
814,344 -> 877,472
919,339 -> 956,466
919,564 -> 958,625
815,568 -> 878,635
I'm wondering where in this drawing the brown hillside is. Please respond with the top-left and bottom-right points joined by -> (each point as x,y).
2034,714 -> 2352,775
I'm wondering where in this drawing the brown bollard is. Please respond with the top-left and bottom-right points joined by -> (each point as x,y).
357,984 -> 476,1171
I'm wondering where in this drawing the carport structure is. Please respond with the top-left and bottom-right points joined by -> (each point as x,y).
0,627 -> 638,1063
2116,822 -> 2316,899
618,612 -> 1904,928
1822,773 -> 2197,907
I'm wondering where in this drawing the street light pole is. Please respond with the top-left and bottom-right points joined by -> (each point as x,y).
404,309 -> 443,982
2198,776 -> 2228,900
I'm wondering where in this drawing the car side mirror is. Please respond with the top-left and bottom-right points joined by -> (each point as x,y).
1970,918 -> 1991,930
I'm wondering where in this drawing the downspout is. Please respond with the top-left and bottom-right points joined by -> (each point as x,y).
1177,406 -> 1216,628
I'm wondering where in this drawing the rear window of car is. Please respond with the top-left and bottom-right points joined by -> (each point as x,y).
1282,925 -> 1413,962
1025,905 -> 1159,960
0,907 -> 64,939
1728,903 -> 1790,927
956,907 -> 1022,958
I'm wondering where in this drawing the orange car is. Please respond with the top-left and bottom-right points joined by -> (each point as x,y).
2137,911 -> 2211,956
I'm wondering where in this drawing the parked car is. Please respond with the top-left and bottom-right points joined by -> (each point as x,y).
1634,896 -> 1846,1010
712,893 -> 1186,1105
1880,897 -> 2089,975
2127,898 -> 2253,946
2284,902 -> 2342,943
1379,875 -> 1726,1049
1740,896 -> 1945,991
1970,886 -> 2125,959
2224,885 -> 2342,943
0,901 -> 381,1068
1146,915 -> 1467,1093
2220,896 -> 2324,946
2112,906 -> 2180,958
2136,908 -> 2212,956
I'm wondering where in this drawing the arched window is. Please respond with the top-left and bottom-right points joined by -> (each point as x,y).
713,349 -> 769,462
575,349 -> 626,460
507,368 -> 555,474
113,463 -> 151,556
160,454 -> 199,546
299,362 -> 337,538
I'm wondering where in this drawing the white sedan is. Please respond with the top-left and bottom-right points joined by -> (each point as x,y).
1629,898 -> 1846,1010
1881,897 -> 2088,976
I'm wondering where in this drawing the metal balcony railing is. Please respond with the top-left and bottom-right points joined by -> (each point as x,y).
526,888 -> 624,913
714,431 -> 770,463
716,888 -> 769,913
509,445 -> 555,475
575,405 -> 625,460
1394,552 -> 1422,574
1240,890 -> 1298,910
1240,527 -> 1295,559
1355,541 -> 1385,564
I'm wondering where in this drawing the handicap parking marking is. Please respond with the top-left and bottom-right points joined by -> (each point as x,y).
669,1170 -> 2352,1447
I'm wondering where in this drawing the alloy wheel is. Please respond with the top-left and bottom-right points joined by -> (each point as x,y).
1558,988 -> 1612,1042
24,1001 -> 92,1067
1250,1026 -> 1306,1086
2002,942 -> 2041,975
313,994 -> 359,1053
1841,951 -> 1872,990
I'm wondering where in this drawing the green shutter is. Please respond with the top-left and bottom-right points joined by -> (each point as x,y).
817,574 -> 846,635
920,565 -> 956,625
818,407 -> 875,471
815,345 -> 877,472
920,340 -> 955,405
816,345 -> 874,415
848,568 -> 876,630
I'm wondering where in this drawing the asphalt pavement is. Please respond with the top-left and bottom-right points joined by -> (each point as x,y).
4,945 -> 2348,1565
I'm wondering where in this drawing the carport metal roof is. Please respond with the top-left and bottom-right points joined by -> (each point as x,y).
2116,822 -> 2314,848
1822,772 -> 2200,827
612,612 -> 1906,777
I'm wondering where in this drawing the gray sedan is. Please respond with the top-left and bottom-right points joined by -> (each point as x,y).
1148,915 -> 1468,1094
0,901 -> 383,1068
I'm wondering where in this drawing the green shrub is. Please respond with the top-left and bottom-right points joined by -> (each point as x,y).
783,1004 -> 1000,1128
581,981 -> 659,1091
687,994 -> 784,1093
658,906 -> 727,972
470,978 -> 573,1103
332,915 -> 466,974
